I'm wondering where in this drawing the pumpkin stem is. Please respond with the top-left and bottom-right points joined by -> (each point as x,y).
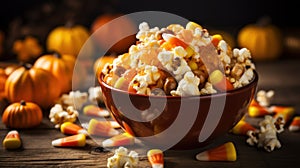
65,20 -> 74,28
22,63 -> 32,70
53,52 -> 61,58
20,100 -> 26,106
256,16 -> 271,27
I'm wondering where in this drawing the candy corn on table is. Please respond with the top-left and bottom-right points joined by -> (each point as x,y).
1,58 -> 300,168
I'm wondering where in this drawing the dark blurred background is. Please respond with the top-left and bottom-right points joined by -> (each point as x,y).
0,0 -> 299,60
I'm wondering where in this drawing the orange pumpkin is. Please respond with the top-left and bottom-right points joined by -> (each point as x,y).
46,23 -> 91,57
2,100 -> 43,128
33,52 -> 75,94
12,36 -> 43,63
5,64 -> 62,109
91,14 -> 136,54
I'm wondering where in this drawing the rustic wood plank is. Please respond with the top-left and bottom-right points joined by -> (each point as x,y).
1,58 -> 300,167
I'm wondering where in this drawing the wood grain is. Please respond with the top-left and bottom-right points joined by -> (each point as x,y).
1,59 -> 300,168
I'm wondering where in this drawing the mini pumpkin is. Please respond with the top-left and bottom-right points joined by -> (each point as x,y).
237,17 -> 283,61
91,14 -> 136,54
5,63 -> 62,109
12,36 -> 43,63
33,52 -> 75,94
46,22 -> 91,57
2,100 -> 43,128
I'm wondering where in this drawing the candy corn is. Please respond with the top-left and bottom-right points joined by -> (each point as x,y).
83,104 -> 110,118
231,120 -> 257,136
147,149 -> 164,168
161,33 -> 194,57
248,100 -> 272,117
60,122 -> 88,135
211,34 -> 223,47
3,130 -> 21,149
87,118 -> 119,137
289,116 -> 300,132
52,134 -> 86,147
196,142 -> 237,161
102,133 -> 134,148
209,69 -> 234,91
109,121 -> 121,129
270,106 -> 295,125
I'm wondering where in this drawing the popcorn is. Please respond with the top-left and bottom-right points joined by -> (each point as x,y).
171,71 -> 200,96
131,65 -> 161,95
246,115 -> 284,152
107,146 -> 139,168
102,21 -> 256,96
88,86 -> 103,103
256,90 -> 275,107
59,90 -> 88,110
49,104 -> 79,128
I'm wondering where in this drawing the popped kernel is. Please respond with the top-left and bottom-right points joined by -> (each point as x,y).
107,146 -> 139,168
88,86 -> 103,103
49,104 -> 79,128
59,90 -> 88,110
171,71 -> 200,96
246,115 -> 284,152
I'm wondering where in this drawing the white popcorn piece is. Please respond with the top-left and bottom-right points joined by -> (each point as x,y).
171,71 -> 200,96
88,86 -> 103,103
246,115 -> 284,152
49,104 -> 79,128
107,146 -> 139,168
60,90 -> 88,110
131,65 -> 161,95
256,90 -> 275,107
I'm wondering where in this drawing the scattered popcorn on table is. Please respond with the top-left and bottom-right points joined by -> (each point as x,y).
88,86 -> 103,103
256,90 -> 275,107
107,146 -> 139,168
246,115 -> 284,152
59,90 -> 88,110
49,104 -> 79,128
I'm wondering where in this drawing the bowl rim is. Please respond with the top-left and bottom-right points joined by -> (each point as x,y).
98,70 -> 258,99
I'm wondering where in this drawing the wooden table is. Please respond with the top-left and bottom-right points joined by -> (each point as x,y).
1,58 -> 300,168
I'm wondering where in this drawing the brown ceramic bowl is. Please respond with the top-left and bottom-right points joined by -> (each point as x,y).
98,71 -> 258,150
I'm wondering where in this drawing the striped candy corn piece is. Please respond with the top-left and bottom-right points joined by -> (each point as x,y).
271,106 -> 295,125
248,100 -> 272,117
109,121 -> 121,129
52,134 -> 86,147
87,118 -> 119,137
196,142 -> 237,161
83,104 -> 110,118
289,116 -> 300,132
231,120 -> 257,136
102,133 -> 134,148
147,149 -> 164,168
60,122 -> 88,135
3,130 -> 21,149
